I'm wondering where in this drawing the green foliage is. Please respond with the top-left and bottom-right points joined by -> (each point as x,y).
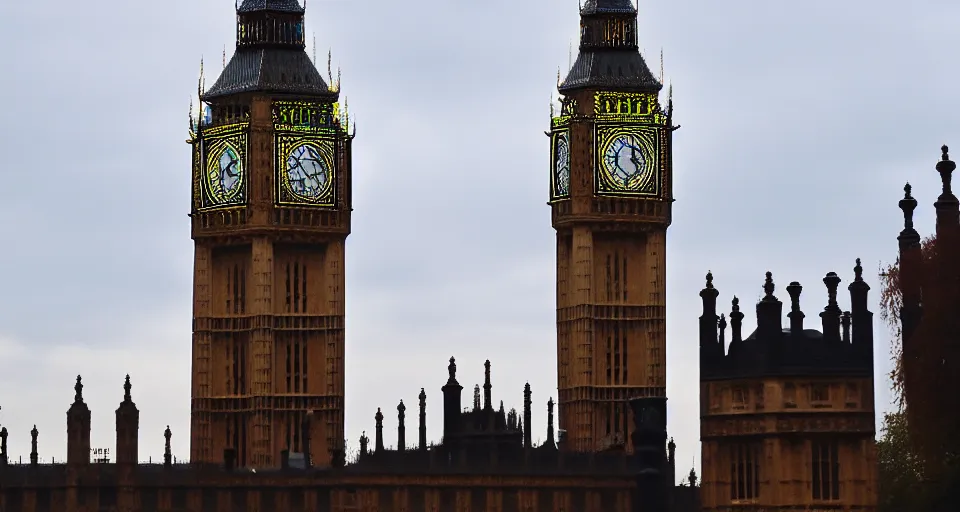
877,412 -> 922,512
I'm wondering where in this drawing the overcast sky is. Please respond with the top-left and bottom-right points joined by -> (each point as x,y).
0,0 -> 957,477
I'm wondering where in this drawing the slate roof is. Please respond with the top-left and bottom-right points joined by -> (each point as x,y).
237,0 -> 304,13
202,48 -> 332,101
560,50 -> 662,93
581,0 -> 638,15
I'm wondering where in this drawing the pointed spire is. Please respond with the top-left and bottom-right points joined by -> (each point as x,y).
327,48 -> 333,85
730,296 -> 744,343
660,48 -> 664,83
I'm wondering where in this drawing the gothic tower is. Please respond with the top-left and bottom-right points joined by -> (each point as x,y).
189,0 -> 353,469
550,0 -> 674,452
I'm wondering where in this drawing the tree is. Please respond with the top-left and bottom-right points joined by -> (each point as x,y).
876,412 -> 922,512
878,235 -> 937,408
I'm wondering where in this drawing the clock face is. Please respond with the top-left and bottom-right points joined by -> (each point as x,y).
553,132 -> 570,197
206,144 -> 244,204
285,142 -> 332,202
597,128 -> 659,195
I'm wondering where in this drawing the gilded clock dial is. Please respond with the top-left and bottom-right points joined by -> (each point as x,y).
554,132 -> 570,196
599,129 -> 658,194
286,142 -> 331,201
206,144 -> 243,204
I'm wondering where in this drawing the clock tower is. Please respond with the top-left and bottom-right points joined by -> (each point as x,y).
188,0 -> 352,469
550,0 -> 674,453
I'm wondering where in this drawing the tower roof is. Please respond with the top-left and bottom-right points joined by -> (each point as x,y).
560,0 -> 661,94
204,50 -> 331,100
202,0 -> 332,101
238,0 -> 304,13
581,0 -> 638,14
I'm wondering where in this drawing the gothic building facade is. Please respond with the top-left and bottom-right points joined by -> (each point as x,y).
697,265 -> 878,511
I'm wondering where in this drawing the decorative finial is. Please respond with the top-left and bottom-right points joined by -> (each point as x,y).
732,296 -> 740,311
123,374 -> 132,402
447,356 -> 457,380
717,313 -> 727,330
705,271 -> 714,288
660,47 -> 665,84
937,144 -> 956,196
74,375 -> 83,403
165,426 -> 171,440
900,182 -> 919,230
763,272 -> 775,297
854,258 -> 863,282
823,272 -> 842,310
327,49 -> 333,85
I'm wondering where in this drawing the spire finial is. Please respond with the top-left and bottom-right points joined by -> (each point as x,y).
447,356 -> 457,380
854,258 -> 863,282
937,144 -> 957,196
327,48 -> 333,85
823,272 -> 842,311
732,296 -> 740,311
74,375 -> 83,403
762,272 -> 775,298
705,271 -> 713,288
123,374 -> 132,402
900,182 -> 919,230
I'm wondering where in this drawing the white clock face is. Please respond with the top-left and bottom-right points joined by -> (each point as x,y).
597,128 -> 659,195
286,143 -> 331,201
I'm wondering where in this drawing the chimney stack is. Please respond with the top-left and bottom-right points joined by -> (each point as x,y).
786,281 -> 804,334
820,272 -> 842,343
